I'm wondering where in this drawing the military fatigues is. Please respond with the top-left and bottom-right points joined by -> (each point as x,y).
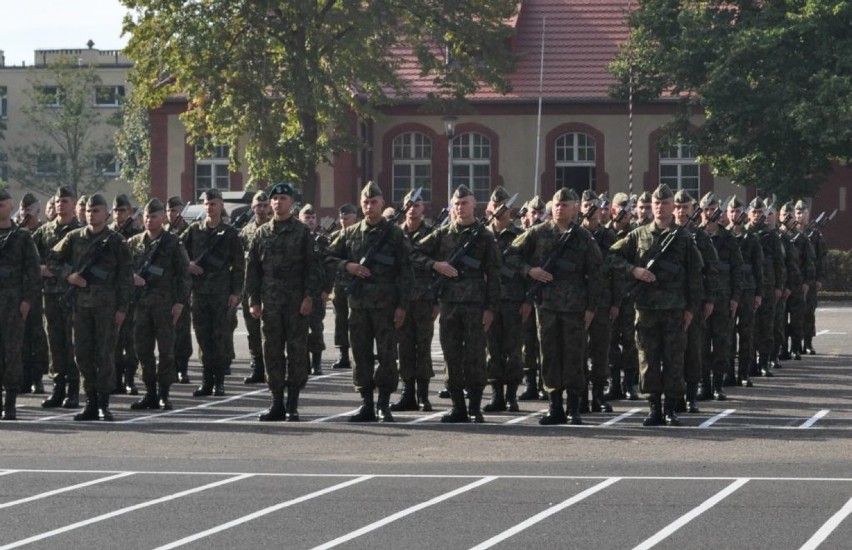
685,224 -> 719,400
182,220 -> 244,393
307,231 -> 331,363
748,222 -> 785,373
506,219 -> 603,423
607,220 -> 640,399
109,220 -> 143,393
166,218 -> 194,381
782,227 -> 815,357
0,224 -> 41,419
730,225 -> 763,384
330,227 -> 351,365
33,217 -> 83,407
804,228 -> 827,352
19,220 -> 48,394
239,219 -> 267,380
128,230 -> 190,403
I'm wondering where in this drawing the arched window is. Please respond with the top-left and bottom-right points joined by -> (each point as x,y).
659,142 -> 699,197
555,133 -> 596,191
451,132 -> 491,202
392,132 -> 432,203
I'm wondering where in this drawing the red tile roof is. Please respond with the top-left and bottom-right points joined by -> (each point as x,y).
394,0 -> 632,102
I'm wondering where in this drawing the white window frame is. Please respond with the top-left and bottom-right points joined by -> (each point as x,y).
94,85 -> 125,107
659,142 -> 700,198
37,86 -> 62,107
195,144 -> 231,195
392,132 -> 432,203
35,153 -> 62,176
554,132 -> 597,189
450,132 -> 491,203
94,153 -> 121,176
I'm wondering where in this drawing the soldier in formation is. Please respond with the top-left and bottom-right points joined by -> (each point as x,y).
240,191 -> 271,384
166,195 -> 194,383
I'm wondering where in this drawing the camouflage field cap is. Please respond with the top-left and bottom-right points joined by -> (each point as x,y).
166,196 -> 185,209
528,195 -> 546,212
86,194 -> 108,208
794,199 -> 808,211
77,195 -> 88,207
252,190 -> 269,203
338,203 -> 358,216
0,189 -> 11,201
638,191 -> 653,204
699,192 -> 718,208
612,192 -> 630,207
581,189 -> 597,203
20,192 -> 39,208
728,195 -> 744,209
54,186 -> 75,200
749,197 -> 765,210
672,189 -> 692,205
201,188 -> 224,201
360,181 -> 383,199
553,188 -> 579,203
489,186 -> 510,204
113,194 -> 132,209
403,188 -> 422,204
299,203 -> 315,215
452,184 -> 474,199
144,198 -> 165,214
780,201 -> 795,213
268,182 -> 294,197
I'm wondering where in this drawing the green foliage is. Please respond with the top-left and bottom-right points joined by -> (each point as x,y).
610,1 -> 852,200
824,249 -> 852,292
121,0 -> 518,201
115,91 -> 152,204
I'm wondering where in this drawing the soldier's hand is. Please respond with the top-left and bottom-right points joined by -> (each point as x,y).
528,267 -> 553,283
584,310 -> 595,330
115,311 -> 126,327
632,267 -> 656,283
299,296 -> 313,316
754,295 -> 763,310
729,300 -> 738,318
433,261 -> 458,278
67,273 -> 87,288
346,262 -> 372,279
250,305 -> 262,319
393,307 -> 406,329
609,306 -> 619,321
133,274 -> 146,287
321,291 -> 330,304
802,283 -> 809,298
40,265 -> 54,278
431,304 -> 440,321
703,302 -> 714,320
188,261 -> 204,276
228,294 -> 240,309
482,309 -> 494,333
19,301 -> 30,321
816,281 -> 823,292
783,288 -> 792,299
683,310 -> 693,331
520,302 -> 532,322
171,303 -> 184,325
774,288 -> 783,303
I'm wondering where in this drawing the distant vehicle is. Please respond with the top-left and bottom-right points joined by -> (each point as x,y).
184,190 -> 253,225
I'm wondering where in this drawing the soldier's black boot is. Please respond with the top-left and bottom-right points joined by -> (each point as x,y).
111,362 -> 125,395
243,357 -> 265,384
604,368 -> 624,400
579,384 -> 591,414
591,383 -> 613,413
779,341 -> 791,361
468,388 -> 485,423
663,396 -> 680,426
258,390 -> 286,421
376,391 -> 395,423
804,337 -> 816,355
159,385 -> 173,411
131,383 -> 160,410
124,364 -> 139,395
63,376 -> 80,408
2,390 -> 17,420
685,383 -> 700,413
441,390 -> 469,423
505,383 -> 520,412
176,357 -> 191,384
517,371 -> 539,401
285,387 -> 300,421
32,372 -> 46,394
192,368 -> 214,397
642,395 -> 665,427
792,339 -> 802,361
390,379 -> 418,412
19,367 -> 32,394
712,373 -> 727,401
759,353 -> 773,377
74,392 -> 100,421
41,376 -> 66,408
349,390 -> 377,422
416,379 -> 433,412
539,391 -> 567,425
311,352 -> 323,375
482,384 -> 506,412
697,371 -> 712,401
624,369 -> 639,400
331,347 -> 351,369
98,393 -> 114,421
438,388 -> 451,399
212,366 -> 226,396
566,391 -> 583,425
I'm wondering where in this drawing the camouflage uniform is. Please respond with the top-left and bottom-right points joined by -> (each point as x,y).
780,213 -> 815,359
607,206 -> 639,400
804,227 -> 827,353
0,208 -> 42,420
18,202 -> 48,394
239,214 -> 268,382
747,208 -> 785,375
729,217 -> 763,385
330,203 -> 359,369
165,199 -> 194,383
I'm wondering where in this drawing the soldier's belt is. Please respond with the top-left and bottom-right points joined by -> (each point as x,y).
88,265 -> 110,281
147,265 -> 165,278
372,253 -> 395,266
457,255 -> 481,270
499,265 -> 516,279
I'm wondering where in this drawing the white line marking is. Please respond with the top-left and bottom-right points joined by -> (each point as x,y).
503,409 -> 548,425
0,470 -> 18,477
0,472 -> 134,510
150,476 -> 373,550
309,371 -> 348,380
213,410 -> 267,423
310,408 -> 361,423
815,329 -> 830,337
698,409 -> 736,428
408,411 -> 445,423
34,412 -> 78,422
630,479 -> 749,550
0,474 -> 253,550
467,478 -> 621,550
799,410 -> 830,429
601,408 -> 642,426
311,477 -> 497,550
798,496 -> 852,550
119,389 -> 268,423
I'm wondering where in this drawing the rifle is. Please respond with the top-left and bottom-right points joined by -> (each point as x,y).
192,225 -> 231,271
115,208 -> 142,235
348,187 -> 423,298
513,205 -> 529,223
130,233 -> 168,306
426,207 -> 449,234
231,208 -> 255,229
61,231 -> 120,309
168,202 -> 193,233
314,218 -> 337,248
814,208 -> 837,233
612,199 -> 635,225
432,194 -> 518,295
701,196 -> 733,227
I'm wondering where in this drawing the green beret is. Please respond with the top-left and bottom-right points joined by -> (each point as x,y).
55,186 -> 76,200
21,192 -> 39,208
299,203 -> 315,215
553,187 -> 579,203
749,197 -> 765,209
612,192 -> 630,207
581,189 -> 597,203
638,191 -> 652,204
452,184 -> 474,200
794,199 -> 808,211
528,195 -> 545,212
338,203 -> 358,216
252,190 -> 269,203
699,192 -> 718,208
672,189 -> 692,204
489,186 -> 510,204
403,188 -> 422,204
201,188 -> 223,201
166,196 -> 185,209
144,198 -> 165,214
0,189 -> 11,201
729,195 -> 744,209
113,194 -> 132,209
77,195 -> 88,207
87,194 -> 108,208
268,182 -> 295,198
360,181 -> 383,199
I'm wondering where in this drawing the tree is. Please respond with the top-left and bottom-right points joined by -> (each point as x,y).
5,59 -> 120,197
121,0 -> 518,202
115,92 -> 152,204
609,0 -> 852,199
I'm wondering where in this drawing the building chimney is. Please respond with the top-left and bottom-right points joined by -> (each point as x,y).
0,50 -> 4,67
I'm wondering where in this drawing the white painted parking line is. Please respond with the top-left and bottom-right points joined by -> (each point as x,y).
503,409 -> 548,425
699,409 -> 736,429
309,371 -> 348,380
119,389 -> 268,423
630,478 -> 749,550
310,476 -> 497,550
310,408 -> 361,423
601,408 -> 642,426
151,476 -> 373,550
0,472 -> 134,510
33,412 -> 78,422
799,410 -> 830,429
467,477 -> 621,550
0,470 -> 17,477
798,496 -> 852,550
213,410 -> 267,423
815,329 -> 830,336
408,411 -> 445,423
0,474 -> 253,550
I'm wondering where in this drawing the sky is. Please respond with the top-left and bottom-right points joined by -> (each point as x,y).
0,0 -> 129,67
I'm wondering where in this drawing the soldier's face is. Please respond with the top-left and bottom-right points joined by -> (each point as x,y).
728,207 -> 742,225
87,205 -> 108,227
204,198 -> 224,218
673,202 -> 692,224
749,208 -> 764,224
580,200 -> 598,222
46,201 -> 56,219
299,212 -> 316,230
637,202 -> 652,221
340,213 -> 357,228
167,206 -> 182,224
113,205 -> 131,224
452,195 -> 476,222
144,210 -> 165,232
702,206 -> 717,224
795,209 -> 809,226
252,201 -> 270,222
406,200 -> 423,222
766,210 -> 777,226
270,194 -> 294,219
552,200 -> 576,224
361,196 -> 384,221
76,204 -> 87,222
654,198 -> 675,222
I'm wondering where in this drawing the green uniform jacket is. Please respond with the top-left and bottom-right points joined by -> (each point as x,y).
748,223 -> 785,291
32,217 -> 82,295
585,222 -> 625,308
790,230 -> 816,283
128,230 -> 191,307
0,224 -> 41,305
780,231 -> 803,289
808,229 -> 828,282
492,222 -> 527,303
730,226 -> 763,299
688,224 -> 721,306
182,220 -> 244,296
403,221 -> 436,303
707,225 -> 744,300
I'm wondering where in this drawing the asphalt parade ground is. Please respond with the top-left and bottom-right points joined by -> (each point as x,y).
1,305 -> 851,549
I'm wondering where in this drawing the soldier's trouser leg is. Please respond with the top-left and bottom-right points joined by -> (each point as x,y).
174,303 -> 193,364
736,294 -> 756,380
74,305 -> 118,396
226,306 -> 238,365
522,309 -> 540,382
191,293 -> 231,382
754,291 -> 776,357
332,289 -> 349,349
308,300 -> 326,355
439,303 -> 487,392
23,297 -> 48,387
349,307 -> 399,394
0,294 -> 26,392
774,295 -> 788,358
537,308 -> 586,395
704,303 -> 733,380
134,303 -> 177,390
804,285 -> 818,340
114,312 -> 137,379
44,294 -> 79,383
586,306 -> 611,388
242,296 -> 263,365
261,302 -> 309,393
398,300 -> 435,382
685,310 -> 704,386
635,309 -> 686,402
786,289 -> 806,344
617,300 -> 639,391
